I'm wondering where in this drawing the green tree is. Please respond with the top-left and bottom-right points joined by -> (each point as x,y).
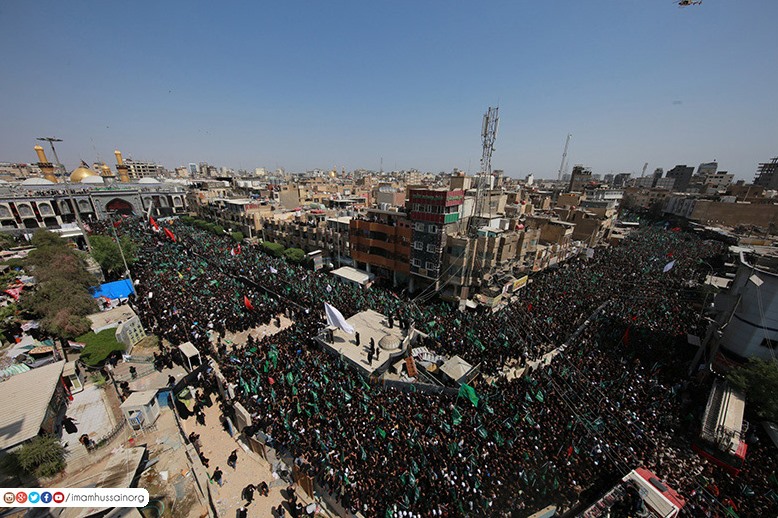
262,241 -> 285,258
231,231 -> 244,243
22,230 -> 99,340
727,358 -> 778,422
283,247 -> 306,263
26,230 -> 95,288
15,435 -> 66,479
0,233 -> 16,251
89,234 -> 137,278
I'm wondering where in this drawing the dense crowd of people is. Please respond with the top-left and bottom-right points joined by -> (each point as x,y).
92,216 -> 777,517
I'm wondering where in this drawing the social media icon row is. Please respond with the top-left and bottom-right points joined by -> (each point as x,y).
3,491 -> 64,505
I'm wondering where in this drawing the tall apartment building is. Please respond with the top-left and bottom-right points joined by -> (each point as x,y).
666,165 -> 694,192
349,209 -> 412,287
568,166 -> 593,193
124,159 -> 163,180
754,157 -> 778,190
407,188 -> 464,293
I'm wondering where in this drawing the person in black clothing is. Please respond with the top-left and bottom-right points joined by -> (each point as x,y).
241,483 -> 255,504
212,466 -> 223,486
257,480 -> 269,496
199,451 -> 210,468
236,507 -> 247,518
129,365 -> 137,379
62,416 -> 78,434
228,449 -> 238,469
354,332 -> 360,347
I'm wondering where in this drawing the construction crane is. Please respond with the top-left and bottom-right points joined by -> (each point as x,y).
557,133 -> 572,182
640,162 -> 648,177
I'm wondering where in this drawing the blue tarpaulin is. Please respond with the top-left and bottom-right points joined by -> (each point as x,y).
91,279 -> 135,300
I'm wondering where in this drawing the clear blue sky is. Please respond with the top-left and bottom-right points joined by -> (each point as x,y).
1,1 -> 776,179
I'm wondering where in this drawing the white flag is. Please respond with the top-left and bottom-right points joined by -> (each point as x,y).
324,302 -> 354,334
663,260 -> 676,273
326,284 -> 332,293
269,266 -> 278,274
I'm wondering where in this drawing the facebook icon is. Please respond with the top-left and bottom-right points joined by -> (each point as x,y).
41,492 -> 52,504
28,492 -> 40,504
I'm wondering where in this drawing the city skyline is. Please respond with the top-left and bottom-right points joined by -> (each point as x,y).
1,1 -> 776,179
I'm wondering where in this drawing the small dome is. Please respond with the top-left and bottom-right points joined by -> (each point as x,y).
70,166 -> 98,182
21,177 -> 54,186
378,334 -> 402,351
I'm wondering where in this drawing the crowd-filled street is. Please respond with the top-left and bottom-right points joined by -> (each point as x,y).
95,217 -> 777,517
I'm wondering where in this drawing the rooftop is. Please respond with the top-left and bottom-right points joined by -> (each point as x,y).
87,305 -> 138,334
0,361 -> 65,450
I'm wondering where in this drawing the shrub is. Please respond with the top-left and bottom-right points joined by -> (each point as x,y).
231,231 -> 244,243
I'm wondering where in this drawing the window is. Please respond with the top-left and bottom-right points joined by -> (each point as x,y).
428,224 -> 438,233
760,337 -> 777,349
411,258 -> 422,267
427,243 -> 438,253
425,261 -> 437,270
413,241 -> 423,250
414,222 -> 425,232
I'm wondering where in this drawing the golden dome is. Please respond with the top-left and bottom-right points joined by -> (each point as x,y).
70,166 -> 99,183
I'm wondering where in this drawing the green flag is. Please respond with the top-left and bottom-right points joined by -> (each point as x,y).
376,427 -> 386,439
458,383 -> 479,407
286,372 -> 294,385
535,390 -> 544,403
452,406 -> 462,426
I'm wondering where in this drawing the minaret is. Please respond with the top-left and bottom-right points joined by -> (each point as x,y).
114,150 -> 130,182
34,145 -> 59,183
100,163 -> 116,184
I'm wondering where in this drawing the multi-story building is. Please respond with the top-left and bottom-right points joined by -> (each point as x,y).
702,172 -> 734,192
260,212 -> 351,262
568,165 -> 593,193
124,159 -> 164,180
666,165 -> 694,192
754,157 -> 778,190
697,161 -> 718,177
654,178 -> 676,191
195,198 -> 272,238
407,188 -> 464,293
613,173 -> 631,188
350,209 -> 412,287
524,215 -> 576,268
663,195 -> 778,228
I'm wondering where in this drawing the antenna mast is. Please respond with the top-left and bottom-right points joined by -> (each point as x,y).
472,107 -> 499,233
557,133 -> 572,182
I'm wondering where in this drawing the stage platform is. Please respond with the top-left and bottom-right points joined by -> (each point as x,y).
315,309 -> 407,376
